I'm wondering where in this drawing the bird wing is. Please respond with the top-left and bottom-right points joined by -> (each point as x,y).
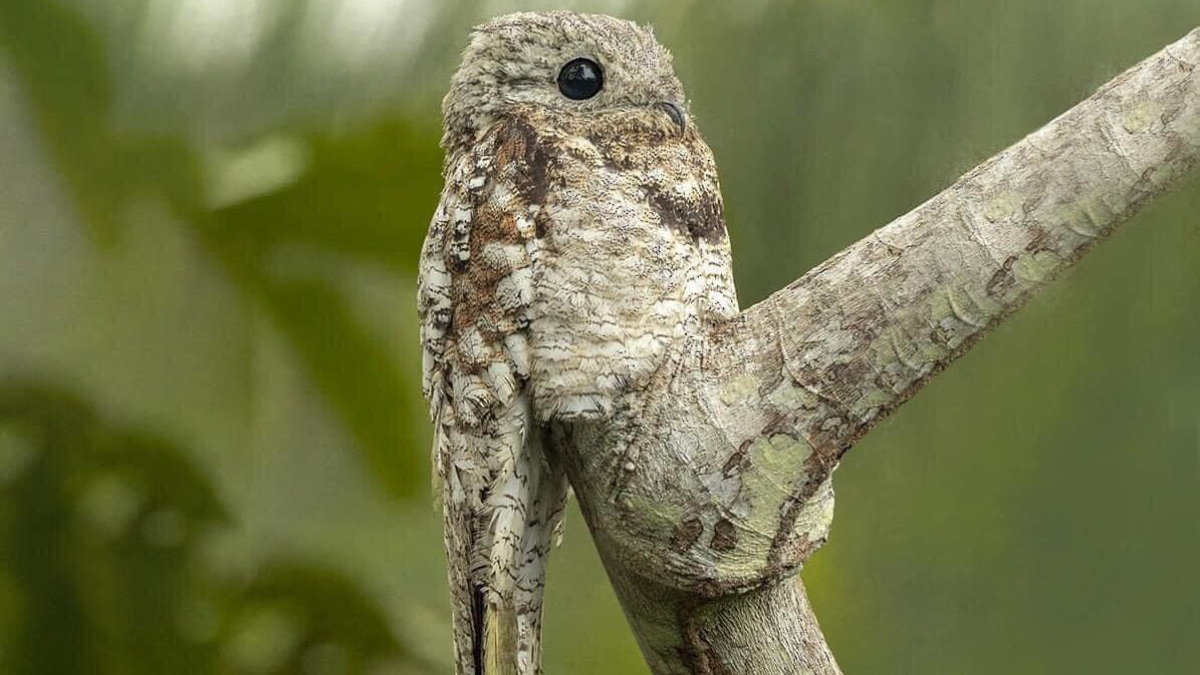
419,125 -> 568,675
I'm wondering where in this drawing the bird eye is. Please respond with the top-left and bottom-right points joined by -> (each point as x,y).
557,58 -> 604,100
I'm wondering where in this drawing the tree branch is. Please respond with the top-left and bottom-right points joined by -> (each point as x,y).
606,571 -> 840,675
560,28 -> 1199,675
715,25 -> 1200,511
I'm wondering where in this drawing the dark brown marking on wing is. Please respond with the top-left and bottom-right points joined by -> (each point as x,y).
499,118 -> 555,212
446,129 -> 539,372
647,183 -> 726,244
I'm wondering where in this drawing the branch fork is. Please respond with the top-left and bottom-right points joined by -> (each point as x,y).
560,28 -> 1199,675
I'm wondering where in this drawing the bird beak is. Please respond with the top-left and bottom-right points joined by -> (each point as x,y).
656,101 -> 688,138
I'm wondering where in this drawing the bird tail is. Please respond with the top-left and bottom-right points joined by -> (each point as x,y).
440,400 -> 568,675
484,603 -> 521,675
510,423 -> 568,674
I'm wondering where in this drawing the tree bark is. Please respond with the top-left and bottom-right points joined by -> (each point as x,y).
602,570 -> 840,675
559,27 -> 1199,675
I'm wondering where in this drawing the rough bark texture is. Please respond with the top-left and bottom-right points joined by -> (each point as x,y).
559,28 -> 1200,675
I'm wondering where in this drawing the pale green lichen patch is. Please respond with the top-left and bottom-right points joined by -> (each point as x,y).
930,285 -> 998,340
739,435 -> 810,508
1177,96 -> 1200,136
928,290 -> 954,324
708,434 -> 813,574
1123,100 -> 1161,133
1143,162 -> 1179,189
850,387 -> 893,421
765,378 -> 819,411
870,323 -> 949,375
1052,202 -> 1102,238
983,190 -> 1024,223
942,285 -> 997,328
621,491 -> 688,529
790,479 -> 835,554
720,373 -> 761,407
1013,250 -> 1063,284
1081,194 -> 1118,231
927,286 -> 995,350
752,434 -> 811,479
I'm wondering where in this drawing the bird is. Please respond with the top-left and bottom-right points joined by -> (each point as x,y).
417,11 -> 739,675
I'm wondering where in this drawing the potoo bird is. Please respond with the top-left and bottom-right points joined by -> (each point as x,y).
418,11 -> 738,674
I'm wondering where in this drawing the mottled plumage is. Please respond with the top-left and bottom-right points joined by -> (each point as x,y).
418,12 -> 738,674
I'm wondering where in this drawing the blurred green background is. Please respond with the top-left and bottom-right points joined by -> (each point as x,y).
0,0 -> 1196,673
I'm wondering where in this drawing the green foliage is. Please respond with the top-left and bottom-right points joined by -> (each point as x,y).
0,0 -> 428,498
215,120 -> 443,275
0,380 -> 428,674
0,382 -> 210,675
216,563 -> 413,675
0,1 -> 1196,674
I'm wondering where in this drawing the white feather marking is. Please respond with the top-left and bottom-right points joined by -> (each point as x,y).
421,347 -> 439,400
503,334 -> 531,379
453,373 -> 495,427
514,215 -> 536,238
485,441 -> 530,599
483,361 -> 518,406
496,269 -> 533,313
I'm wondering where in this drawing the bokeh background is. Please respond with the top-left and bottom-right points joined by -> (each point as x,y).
1,0 -> 1197,673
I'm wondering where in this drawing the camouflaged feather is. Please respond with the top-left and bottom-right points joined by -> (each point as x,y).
419,12 -> 738,675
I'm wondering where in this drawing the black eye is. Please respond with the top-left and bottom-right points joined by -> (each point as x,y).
557,58 -> 604,100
